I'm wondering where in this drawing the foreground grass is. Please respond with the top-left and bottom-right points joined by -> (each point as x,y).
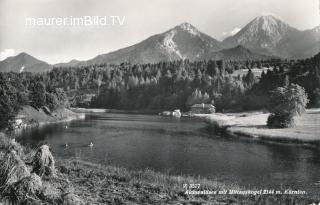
0,133 -> 318,204
58,160 -> 239,204
57,159 -> 316,204
196,108 -> 320,144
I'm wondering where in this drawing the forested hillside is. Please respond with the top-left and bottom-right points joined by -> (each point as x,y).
1,53 -> 320,130
51,59 -> 276,111
253,53 -> 320,107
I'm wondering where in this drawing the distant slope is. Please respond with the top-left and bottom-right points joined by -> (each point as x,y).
289,25 -> 320,58
55,59 -> 82,67
210,45 -> 273,60
0,52 -> 52,73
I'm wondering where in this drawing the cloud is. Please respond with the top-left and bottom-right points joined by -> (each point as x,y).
221,27 -> 241,39
0,49 -> 15,61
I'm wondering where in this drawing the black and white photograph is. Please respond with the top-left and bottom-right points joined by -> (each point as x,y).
0,0 -> 320,204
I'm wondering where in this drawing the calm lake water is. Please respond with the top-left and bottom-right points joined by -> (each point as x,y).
17,113 -> 320,196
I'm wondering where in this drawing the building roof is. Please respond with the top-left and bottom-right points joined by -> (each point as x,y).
191,103 -> 215,109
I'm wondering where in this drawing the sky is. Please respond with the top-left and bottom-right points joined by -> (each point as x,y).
0,0 -> 319,64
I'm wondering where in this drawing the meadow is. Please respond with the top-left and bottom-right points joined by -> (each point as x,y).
198,108 -> 320,144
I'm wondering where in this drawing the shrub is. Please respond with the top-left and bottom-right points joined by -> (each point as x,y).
267,84 -> 309,128
267,113 -> 295,128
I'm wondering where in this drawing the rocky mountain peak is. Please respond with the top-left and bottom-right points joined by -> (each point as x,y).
176,22 -> 200,36
223,15 -> 296,53
251,15 -> 289,34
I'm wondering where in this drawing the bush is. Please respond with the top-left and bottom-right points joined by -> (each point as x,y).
267,113 -> 295,128
267,84 -> 308,128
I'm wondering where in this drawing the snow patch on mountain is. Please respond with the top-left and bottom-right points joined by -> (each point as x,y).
160,30 -> 184,60
19,66 -> 25,73
222,27 -> 241,39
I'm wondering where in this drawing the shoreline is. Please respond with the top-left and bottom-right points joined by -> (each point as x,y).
70,107 -> 320,146
194,109 -> 320,146
71,107 -> 162,115
12,105 -> 85,131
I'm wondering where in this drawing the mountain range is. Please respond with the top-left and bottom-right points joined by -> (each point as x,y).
58,22 -> 227,67
223,15 -> 320,58
0,52 -> 52,73
1,15 -> 319,73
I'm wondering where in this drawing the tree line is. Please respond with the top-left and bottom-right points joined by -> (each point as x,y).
1,54 -> 319,129
0,73 -> 69,130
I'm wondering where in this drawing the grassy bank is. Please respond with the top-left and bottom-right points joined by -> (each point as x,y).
196,108 -> 320,144
13,105 -> 85,129
0,133 -> 316,204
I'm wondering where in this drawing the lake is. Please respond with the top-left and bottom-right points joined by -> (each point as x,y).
17,113 -> 320,196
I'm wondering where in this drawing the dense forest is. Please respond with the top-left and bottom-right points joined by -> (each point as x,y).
1,53 -> 320,129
